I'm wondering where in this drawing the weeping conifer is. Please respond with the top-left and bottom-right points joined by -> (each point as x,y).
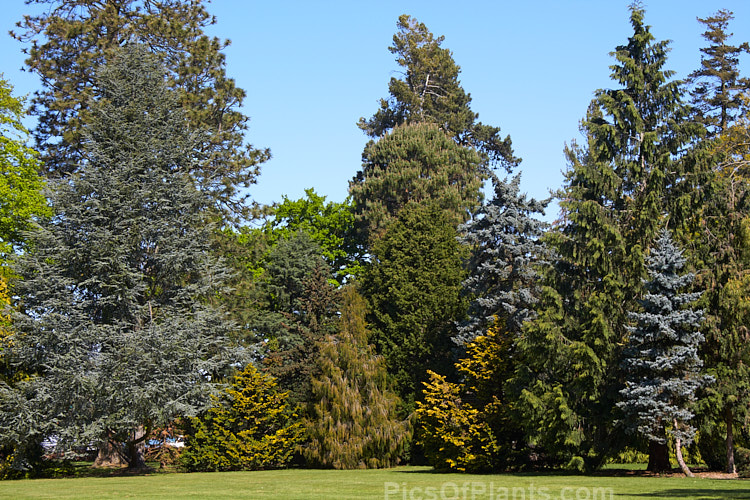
303,286 -> 409,469
515,4 -> 704,470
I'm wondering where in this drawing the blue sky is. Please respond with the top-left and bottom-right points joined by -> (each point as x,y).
2,1 -> 749,221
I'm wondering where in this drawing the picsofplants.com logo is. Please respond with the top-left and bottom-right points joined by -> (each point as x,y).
383,481 -> 615,500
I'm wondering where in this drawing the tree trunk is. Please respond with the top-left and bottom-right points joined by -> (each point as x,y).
647,439 -> 671,473
727,407 -> 736,474
92,431 -> 127,468
125,426 -> 149,471
674,422 -> 694,478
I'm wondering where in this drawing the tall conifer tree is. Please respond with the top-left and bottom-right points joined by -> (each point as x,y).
304,286 -> 409,469
688,11 -> 750,473
358,15 -> 517,171
516,3 -> 703,470
13,0 -> 268,219
0,46 -> 237,470
617,229 -> 707,475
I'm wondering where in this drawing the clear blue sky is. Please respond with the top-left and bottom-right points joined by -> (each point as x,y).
2,1 -> 749,221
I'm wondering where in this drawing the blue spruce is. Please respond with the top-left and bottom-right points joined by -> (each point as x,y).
618,229 -> 708,475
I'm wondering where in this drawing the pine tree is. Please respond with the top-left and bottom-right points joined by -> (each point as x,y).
358,14 -> 518,171
0,45 -> 237,470
455,173 -> 549,345
304,286 -> 409,469
350,122 -> 484,244
515,4 -> 703,471
617,229 -> 708,475
687,9 -> 750,135
13,0 -> 268,220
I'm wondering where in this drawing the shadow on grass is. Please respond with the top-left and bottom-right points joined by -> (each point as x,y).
624,490 -> 750,499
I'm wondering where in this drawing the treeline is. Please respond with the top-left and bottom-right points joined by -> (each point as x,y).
1,0 -> 749,478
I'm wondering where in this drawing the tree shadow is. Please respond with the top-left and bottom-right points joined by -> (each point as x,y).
623,489 -> 750,499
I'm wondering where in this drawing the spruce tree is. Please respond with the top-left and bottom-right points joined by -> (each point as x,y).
0,45 -> 237,470
515,4 -> 703,470
455,173 -> 549,345
304,286 -> 409,469
358,14 -> 518,171
617,229 -> 707,475
13,0 -> 268,219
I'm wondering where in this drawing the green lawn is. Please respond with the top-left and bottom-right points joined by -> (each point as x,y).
0,466 -> 747,500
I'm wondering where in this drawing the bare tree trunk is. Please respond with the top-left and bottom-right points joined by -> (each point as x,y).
125,426 -> 149,471
674,419 -> 694,477
647,439 -> 671,473
727,407 -> 736,474
92,430 -> 127,468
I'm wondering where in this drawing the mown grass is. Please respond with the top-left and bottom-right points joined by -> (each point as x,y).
1,465 -> 748,499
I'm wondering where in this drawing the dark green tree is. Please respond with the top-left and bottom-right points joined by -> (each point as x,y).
455,173 -> 549,345
693,101 -> 750,473
687,9 -> 750,135
255,233 -> 340,405
617,229 -> 707,476
13,0 -> 268,219
360,202 -> 467,414
515,4 -> 703,471
350,122 -> 484,243
304,286 -> 409,469
358,14 -> 518,171
686,11 -> 750,472
0,46 -> 237,470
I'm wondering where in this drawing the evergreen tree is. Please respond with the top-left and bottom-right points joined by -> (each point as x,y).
358,14 -> 518,171
515,4 -> 703,471
304,286 -> 409,469
0,76 -> 50,266
418,322 -> 526,472
687,9 -> 750,135
694,98 -> 750,473
350,122 -> 484,243
181,363 -> 303,472
617,229 -> 708,476
0,46 -> 237,470
455,173 -> 549,345
13,0 -> 268,219
360,202 -> 467,414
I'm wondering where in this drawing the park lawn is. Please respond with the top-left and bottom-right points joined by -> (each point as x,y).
1,466 -> 749,500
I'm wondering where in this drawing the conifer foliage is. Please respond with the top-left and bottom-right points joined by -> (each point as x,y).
13,0 -> 268,219
0,45 -> 237,469
455,174 -> 548,345
181,364 -> 303,472
303,286 -> 409,469
358,15 -> 518,171
617,229 -> 708,474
